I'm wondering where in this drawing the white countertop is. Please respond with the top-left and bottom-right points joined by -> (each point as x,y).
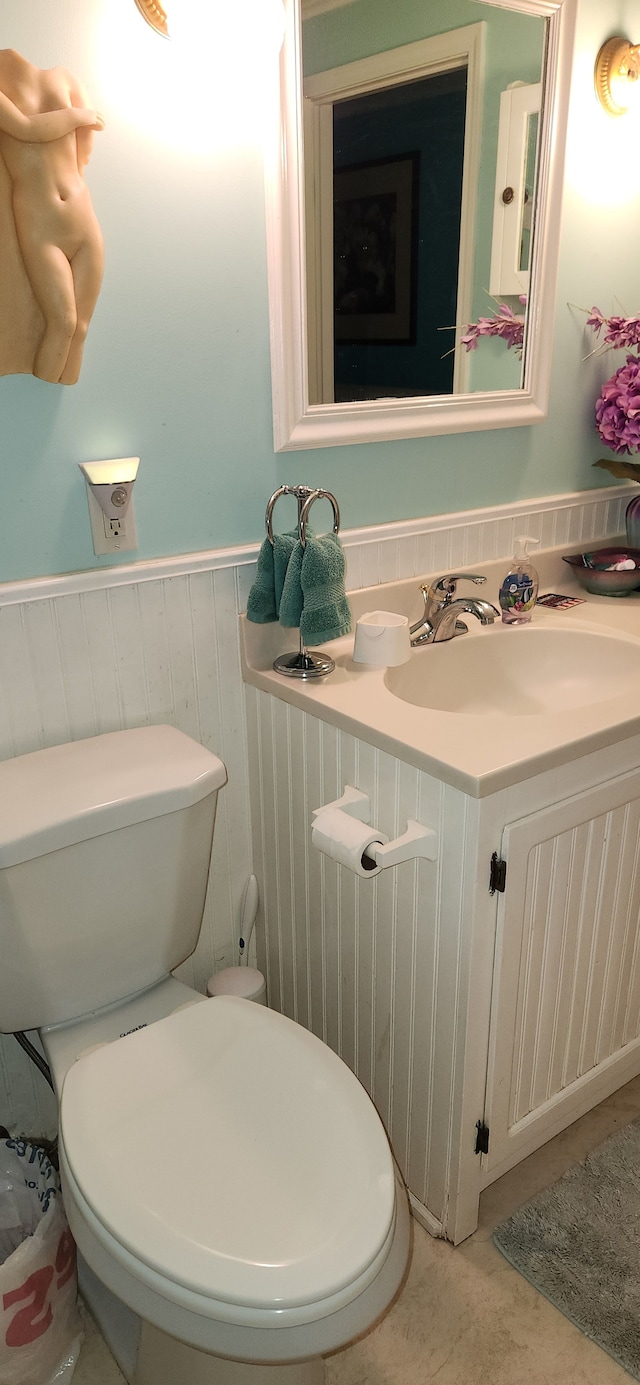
240,546 -> 640,798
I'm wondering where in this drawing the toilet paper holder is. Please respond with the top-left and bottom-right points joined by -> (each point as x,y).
312,786 -> 438,868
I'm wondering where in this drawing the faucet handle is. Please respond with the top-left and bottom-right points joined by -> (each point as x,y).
412,573 -> 488,643
429,572 -> 487,599
420,572 -> 486,617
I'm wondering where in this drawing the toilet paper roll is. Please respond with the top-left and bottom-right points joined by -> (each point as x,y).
311,807 -> 388,877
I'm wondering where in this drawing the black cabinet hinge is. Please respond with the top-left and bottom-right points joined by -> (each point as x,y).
475,1120 -> 490,1155
489,852 -> 506,894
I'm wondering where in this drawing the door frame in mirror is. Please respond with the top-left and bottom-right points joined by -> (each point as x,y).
265,0 -> 578,452
304,24 -> 486,404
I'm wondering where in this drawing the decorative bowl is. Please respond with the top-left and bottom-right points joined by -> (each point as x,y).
562,547 -> 640,596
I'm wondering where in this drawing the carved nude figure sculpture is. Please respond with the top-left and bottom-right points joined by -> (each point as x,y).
0,50 -> 104,384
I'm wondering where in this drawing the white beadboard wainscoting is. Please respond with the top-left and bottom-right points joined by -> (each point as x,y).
0,485 -> 628,1139
0,564 -> 254,1138
245,686 -> 477,1238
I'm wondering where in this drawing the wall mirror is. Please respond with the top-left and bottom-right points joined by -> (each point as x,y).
265,0 -> 577,451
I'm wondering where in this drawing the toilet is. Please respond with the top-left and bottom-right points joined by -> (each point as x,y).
0,725 -> 410,1385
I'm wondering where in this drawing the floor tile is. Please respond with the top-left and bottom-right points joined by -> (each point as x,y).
73,1304 -> 126,1385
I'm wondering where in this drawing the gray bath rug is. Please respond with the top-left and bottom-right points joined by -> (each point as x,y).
493,1117 -> 640,1378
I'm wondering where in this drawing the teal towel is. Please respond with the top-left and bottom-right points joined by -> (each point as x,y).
278,540 -> 305,628
299,533 -> 352,646
246,532 -> 297,624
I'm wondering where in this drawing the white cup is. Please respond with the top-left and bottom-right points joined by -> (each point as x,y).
352,610 -> 411,667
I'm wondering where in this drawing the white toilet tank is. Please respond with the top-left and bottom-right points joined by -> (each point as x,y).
0,726 -> 227,1033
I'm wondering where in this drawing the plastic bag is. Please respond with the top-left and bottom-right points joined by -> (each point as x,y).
0,1139 -> 83,1385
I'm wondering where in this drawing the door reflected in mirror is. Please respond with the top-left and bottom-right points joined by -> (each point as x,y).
266,0 -> 577,449
303,4 -> 544,404
315,68 -> 468,403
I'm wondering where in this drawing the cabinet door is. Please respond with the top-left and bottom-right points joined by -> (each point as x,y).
483,770 -> 640,1185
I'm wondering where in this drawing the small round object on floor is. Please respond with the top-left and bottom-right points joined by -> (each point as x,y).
206,967 -> 267,1005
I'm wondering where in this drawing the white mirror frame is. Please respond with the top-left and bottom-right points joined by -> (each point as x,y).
265,0 -> 578,452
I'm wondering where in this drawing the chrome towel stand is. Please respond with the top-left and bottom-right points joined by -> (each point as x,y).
265,484 -> 341,679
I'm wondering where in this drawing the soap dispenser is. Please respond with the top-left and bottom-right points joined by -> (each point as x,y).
499,536 -> 540,625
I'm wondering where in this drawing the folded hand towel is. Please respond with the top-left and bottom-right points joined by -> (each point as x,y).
299,533 -> 352,646
246,531 -> 297,624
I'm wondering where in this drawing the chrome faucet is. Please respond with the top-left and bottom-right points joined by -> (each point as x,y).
410,573 -> 499,646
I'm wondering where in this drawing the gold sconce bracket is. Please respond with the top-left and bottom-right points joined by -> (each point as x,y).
595,36 -> 640,115
133,0 -> 169,38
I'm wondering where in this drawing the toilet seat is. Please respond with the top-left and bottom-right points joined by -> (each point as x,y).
60,996 -> 396,1315
59,1141 -> 410,1362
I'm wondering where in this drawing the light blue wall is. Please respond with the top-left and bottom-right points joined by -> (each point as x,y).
0,0 -> 638,583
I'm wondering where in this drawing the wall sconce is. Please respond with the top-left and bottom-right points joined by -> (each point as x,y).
595,36 -> 640,116
133,0 -> 285,49
133,0 -> 168,37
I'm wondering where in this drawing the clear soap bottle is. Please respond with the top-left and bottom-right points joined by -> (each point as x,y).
499,536 -> 540,625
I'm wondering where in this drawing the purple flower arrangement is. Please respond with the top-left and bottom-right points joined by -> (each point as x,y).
587,307 -> 640,483
461,298 -> 525,356
594,355 -> 640,456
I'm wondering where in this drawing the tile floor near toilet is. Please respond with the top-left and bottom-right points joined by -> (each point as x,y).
74,1076 -> 640,1385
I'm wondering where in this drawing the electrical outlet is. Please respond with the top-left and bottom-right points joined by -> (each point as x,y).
84,477 -> 138,555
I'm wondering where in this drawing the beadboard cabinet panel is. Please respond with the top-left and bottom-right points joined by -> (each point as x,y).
483,770 -> 640,1184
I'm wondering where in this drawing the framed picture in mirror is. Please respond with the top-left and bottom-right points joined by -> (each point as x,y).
334,153 -> 419,346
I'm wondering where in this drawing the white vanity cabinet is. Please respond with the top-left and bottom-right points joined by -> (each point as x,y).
245,680 -> 640,1244
484,767 -> 640,1187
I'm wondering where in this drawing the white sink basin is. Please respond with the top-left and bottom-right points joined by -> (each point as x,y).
242,556 -> 640,794
384,625 -> 640,716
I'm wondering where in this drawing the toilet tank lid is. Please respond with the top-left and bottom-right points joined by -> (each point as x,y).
0,727 -> 227,868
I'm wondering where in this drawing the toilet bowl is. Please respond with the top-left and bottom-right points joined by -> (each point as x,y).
43,981 -> 410,1382
0,728 -> 411,1383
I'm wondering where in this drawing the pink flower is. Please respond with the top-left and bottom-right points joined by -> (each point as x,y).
587,306 -> 640,351
595,355 -> 640,454
461,301 -> 525,357
585,308 -> 640,458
